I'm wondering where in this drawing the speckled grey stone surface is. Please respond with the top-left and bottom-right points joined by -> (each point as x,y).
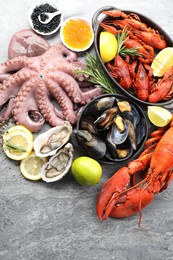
0,0 -> 173,259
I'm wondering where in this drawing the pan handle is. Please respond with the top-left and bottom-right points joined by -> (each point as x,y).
92,5 -> 118,32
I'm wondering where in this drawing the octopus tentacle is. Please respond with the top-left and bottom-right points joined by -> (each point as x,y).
48,71 -> 84,103
48,71 -> 103,104
0,43 -> 102,132
0,96 -> 15,122
45,60 -> 87,81
0,56 -> 30,74
45,78 -> 77,124
0,69 -> 36,122
12,78 -> 45,132
36,79 -> 65,127
0,73 -> 11,83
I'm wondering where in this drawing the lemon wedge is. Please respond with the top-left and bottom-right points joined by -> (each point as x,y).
99,32 -> 118,63
147,106 -> 172,127
3,129 -> 33,160
151,47 -> 173,77
20,152 -> 47,181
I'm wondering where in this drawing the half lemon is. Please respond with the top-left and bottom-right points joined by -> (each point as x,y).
99,31 -> 118,63
147,106 -> 172,127
6,125 -> 33,141
151,47 -> 173,77
3,129 -> 33,160
20,152 -> 47,181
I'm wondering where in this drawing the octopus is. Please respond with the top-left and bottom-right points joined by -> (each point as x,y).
0,43 -> 102,132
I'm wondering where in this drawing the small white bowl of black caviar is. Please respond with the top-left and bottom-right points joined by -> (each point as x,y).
28,1 -> 63,36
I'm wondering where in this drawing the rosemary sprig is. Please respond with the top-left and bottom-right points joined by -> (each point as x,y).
4,141 -> 27,152
117,26 -> 141,57
75,53 -> 115,94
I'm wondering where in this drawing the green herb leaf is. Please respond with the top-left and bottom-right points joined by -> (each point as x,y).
117,26 -> 141,57
4,141 -> 27,152
75,53 -> 115,94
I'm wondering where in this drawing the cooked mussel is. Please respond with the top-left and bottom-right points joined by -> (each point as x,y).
107,116 -> 129,145
74,129 -> 106,159
80,116 -> 97,134
77,95 -> 147,163
84,96 -> 116,117
94,107 -> 118,130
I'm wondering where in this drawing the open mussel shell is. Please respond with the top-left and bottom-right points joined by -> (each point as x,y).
105,138 -> 134,162
33,121 -> 72,157
76,94 -> 148,165
108,116 -> 129,145
41,143 -> 73,183
83,96 -> 116,117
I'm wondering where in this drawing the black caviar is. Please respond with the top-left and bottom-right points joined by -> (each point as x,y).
30,3 -> 61,34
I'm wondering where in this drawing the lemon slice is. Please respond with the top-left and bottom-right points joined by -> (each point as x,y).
147,106 -> 172,127
20,152 -> 47,181
151,47 -> 173,77
3,130 -> 33,160
99,32 -> 118,63
6,125 -> 33,141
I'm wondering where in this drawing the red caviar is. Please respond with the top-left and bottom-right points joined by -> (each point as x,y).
60,18 -> 93,51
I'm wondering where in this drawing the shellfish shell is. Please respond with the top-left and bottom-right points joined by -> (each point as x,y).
33,121 -> 72,157
41,143 -> 74,183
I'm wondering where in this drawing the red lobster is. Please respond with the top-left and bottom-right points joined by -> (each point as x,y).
97,118 -> 173,226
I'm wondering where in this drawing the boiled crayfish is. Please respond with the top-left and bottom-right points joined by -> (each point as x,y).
97,117 -> 173,226
100,9 -> 167,50
100,9 -> 173,102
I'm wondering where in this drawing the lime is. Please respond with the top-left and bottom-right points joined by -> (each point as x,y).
3,129 -> 33,160
20,152 -> 47,181
147,106 -> 172,127
99,31 -> 118,63
71,156 -> 102,186
151,47 -> 173,77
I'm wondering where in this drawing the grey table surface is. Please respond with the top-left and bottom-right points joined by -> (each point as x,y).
0,0 -> 173,260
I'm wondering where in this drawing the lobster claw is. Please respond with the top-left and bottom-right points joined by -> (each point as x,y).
96,165 -> 154,223
97,167 -> 130,220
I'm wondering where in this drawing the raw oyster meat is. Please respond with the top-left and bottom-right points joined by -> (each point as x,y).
33,121 -> 72,157
41,143 -> 74,183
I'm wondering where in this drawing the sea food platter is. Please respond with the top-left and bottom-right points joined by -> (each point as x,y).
0,1 -> 173,225
92,5 -> 173,106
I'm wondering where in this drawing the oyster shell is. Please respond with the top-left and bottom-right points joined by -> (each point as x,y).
33,121 -> 72,157
41,143 -> 73,183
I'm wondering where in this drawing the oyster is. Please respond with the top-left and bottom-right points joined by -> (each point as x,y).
41,143 -> 73,183
33,121 -> 72,157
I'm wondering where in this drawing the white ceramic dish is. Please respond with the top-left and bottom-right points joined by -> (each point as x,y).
60,17 -> 94,52
28,1 -> 63,36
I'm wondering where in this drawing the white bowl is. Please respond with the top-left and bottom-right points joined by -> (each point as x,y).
60,17 -> 94,52
28,1 -> 63,36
